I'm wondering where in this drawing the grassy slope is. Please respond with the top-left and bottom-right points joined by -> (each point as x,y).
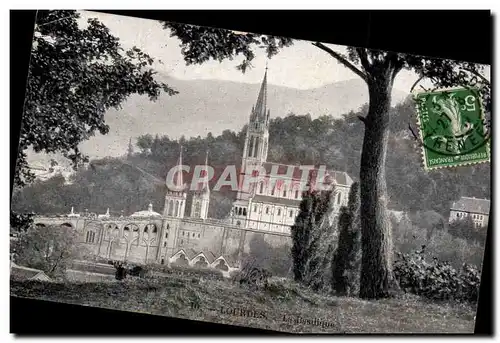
10,277 -> 476,334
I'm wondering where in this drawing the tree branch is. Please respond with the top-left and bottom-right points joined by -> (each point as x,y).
355,47 -> 372,74
357,115 -> 367,124
409,74 -> 427,94
461,67 -> 491,86
386,52 -> 404,83
312,42 -> 368,83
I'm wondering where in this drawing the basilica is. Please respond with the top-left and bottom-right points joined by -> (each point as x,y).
34,68 -> 353,269
162,67 -> 353,233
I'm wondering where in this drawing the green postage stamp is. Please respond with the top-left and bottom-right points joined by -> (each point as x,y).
413,87 -> 490,170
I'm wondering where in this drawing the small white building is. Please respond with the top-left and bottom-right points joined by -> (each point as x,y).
449,196 -> 490,228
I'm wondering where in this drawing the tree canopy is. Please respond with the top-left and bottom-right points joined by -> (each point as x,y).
15,10 -> 176,189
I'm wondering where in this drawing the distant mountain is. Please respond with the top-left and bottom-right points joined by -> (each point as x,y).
26,75 -> 409,171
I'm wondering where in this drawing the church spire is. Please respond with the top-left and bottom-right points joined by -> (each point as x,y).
176,145 -> 184,190
168,144 -> 185,192
253,64 -> 268,122
203,150 -> 210,193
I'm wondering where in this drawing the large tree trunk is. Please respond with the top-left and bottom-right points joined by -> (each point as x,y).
359,68 -> 396,299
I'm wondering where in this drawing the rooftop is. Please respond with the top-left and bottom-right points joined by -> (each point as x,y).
450,197 -> 490,215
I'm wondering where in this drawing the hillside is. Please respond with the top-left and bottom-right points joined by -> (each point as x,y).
11,278 -> 475,334
74,75 -> 408,159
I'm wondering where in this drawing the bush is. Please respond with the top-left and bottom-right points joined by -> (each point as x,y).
246,235 -> 292,277
394,246 -> 481,303
393,214 -> 485,270
331,182 -> 360,296
237,262 -> 272,290
146,263 -> 225,281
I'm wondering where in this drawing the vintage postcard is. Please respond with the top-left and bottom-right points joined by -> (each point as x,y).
10,10 -> 491,334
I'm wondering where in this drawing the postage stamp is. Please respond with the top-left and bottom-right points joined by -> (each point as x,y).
413,87 -> 490,170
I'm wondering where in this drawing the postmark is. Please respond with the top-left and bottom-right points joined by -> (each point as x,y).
413,87 -> 490,170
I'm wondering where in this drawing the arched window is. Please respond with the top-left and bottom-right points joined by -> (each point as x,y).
283,187 -> 287,197
277,209 -> 281,216
337,192 -> 342,204
295,190 -> 299,199
175,201 -> 180,217
168,200 -> 174,216
248,136 -> 254,157
271,186 -> 275,196
289,210 -> 293,218
265,207 -> 269,214
86,231 -> 95,243
259,182 -> 264,194
238,207 -> 242,215
144,226 -> 148,233
243,208 -> 247,216
198,233 -> 200,238
254,204 -> 257,212
193,201 -> 201,217
254,138 -> 260,158
152,225 -> 157,234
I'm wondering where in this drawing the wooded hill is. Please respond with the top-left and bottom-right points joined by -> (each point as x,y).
12,96 -> 490,222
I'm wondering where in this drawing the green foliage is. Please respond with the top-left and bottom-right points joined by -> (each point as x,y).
237,262 -> 272,290
10,211 -> 35,232
394,246 -> 481,303
146,263 -> 225,281
331,182 -> 361,295
16,10 -> 176,189
448,217 -> 487,245
291,184 -> 334,289
164,22 -> 293,73
12,103 -> 490,220
12,224 -> 84,278
392,213 -> 485,270
245,234 -> 292,277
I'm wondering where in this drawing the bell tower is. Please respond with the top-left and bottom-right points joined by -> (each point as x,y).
237,65 -> 271,201
163,145 -> 187,218
190,151 -> 210,220
232,66 -> 271,227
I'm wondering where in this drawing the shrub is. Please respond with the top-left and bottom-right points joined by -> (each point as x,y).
393,246 -> 481,303
331,182 -> 360,296
229,269 -> 242,283
291,185 -> 333,285
246,235 -> 292,277
237,262 -> 272,290
146,263 -> 225,281
393,214 -> 485,270
12,224 -> 86,279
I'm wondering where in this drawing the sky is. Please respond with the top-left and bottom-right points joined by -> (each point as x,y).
26,10 -> 490,167
77,10 -> 430,92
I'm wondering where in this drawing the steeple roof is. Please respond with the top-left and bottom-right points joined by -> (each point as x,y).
168,145 -> 186,192
252,66 -> 268,122
195,150 -> 210,193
